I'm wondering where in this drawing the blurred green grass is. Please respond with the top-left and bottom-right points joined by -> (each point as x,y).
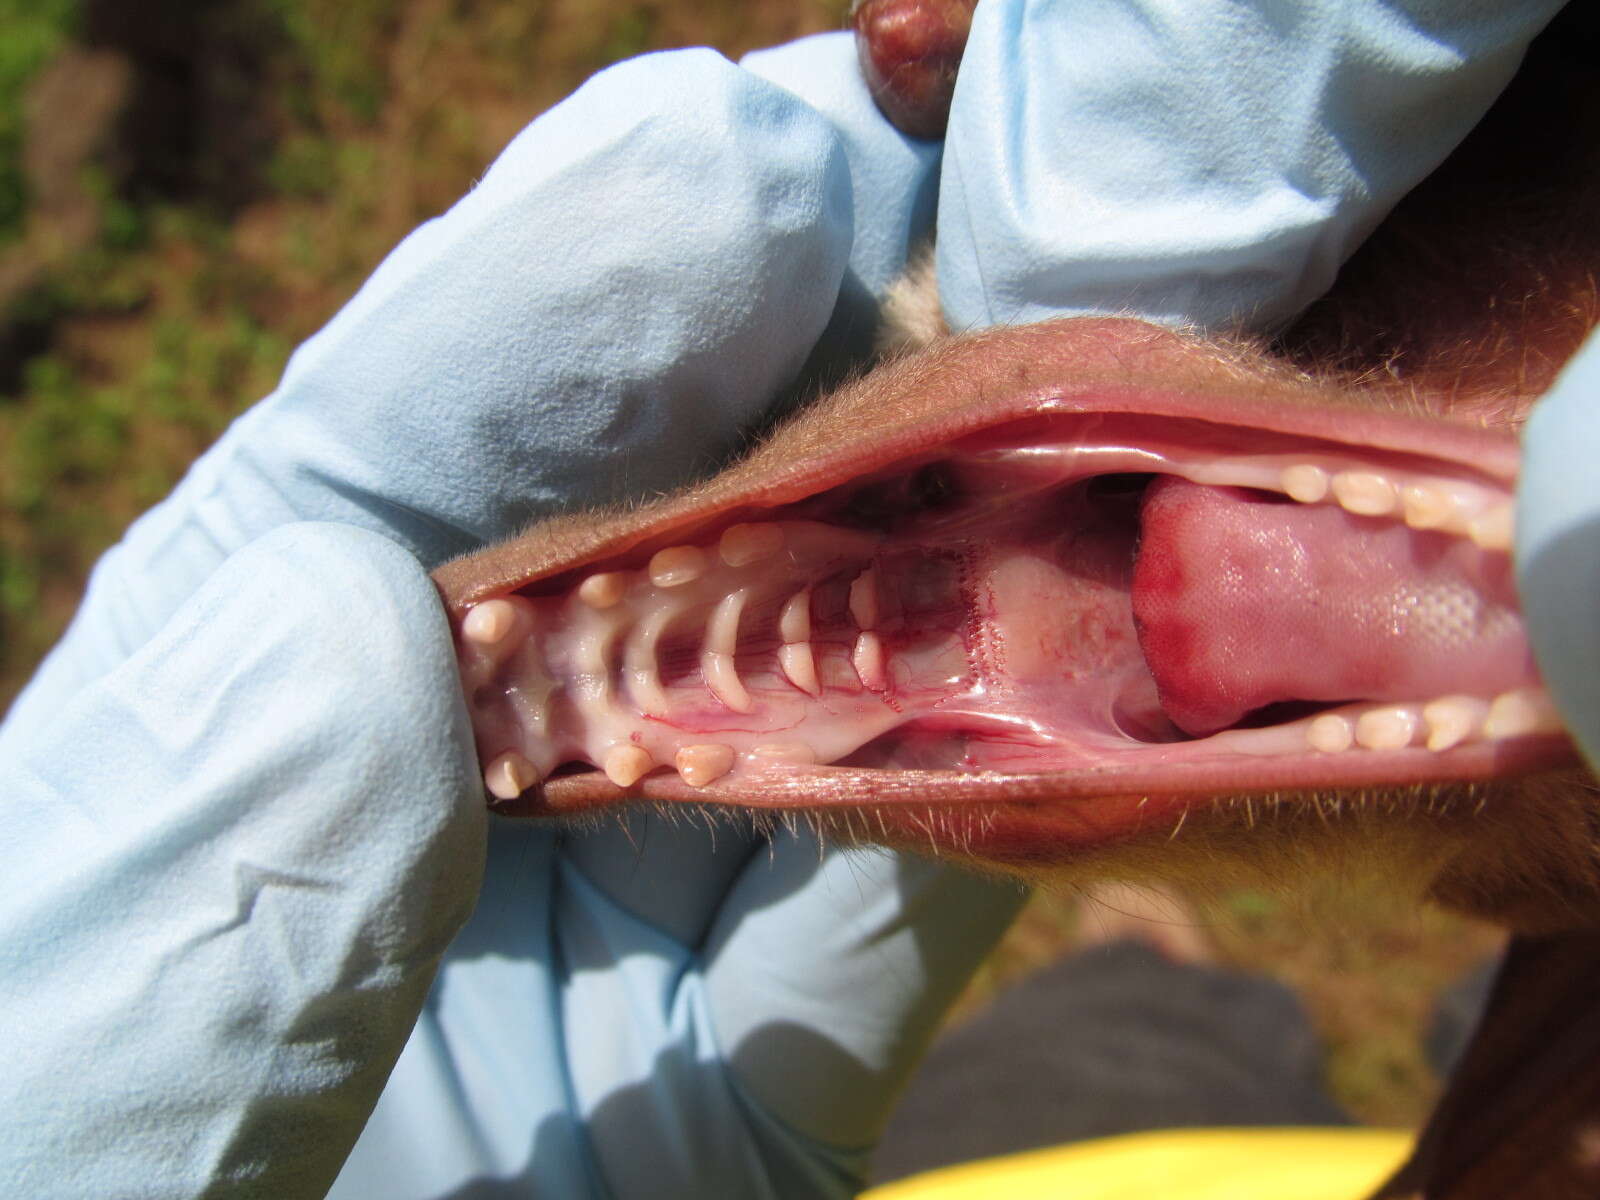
0,0 -> 1500,1134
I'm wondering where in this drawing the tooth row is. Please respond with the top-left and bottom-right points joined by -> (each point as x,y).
1275,464 -> 1512,550
1304,688 -> 1562,755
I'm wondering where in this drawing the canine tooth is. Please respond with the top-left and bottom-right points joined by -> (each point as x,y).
748,742 -> 817,764
1355,706 -> 1418,751
624,606 -> 676,717
719,523 -> 784,567
1468,503 -> 1513,552
1280,464 -> 1330,503
484,751 -> 540,800
779,590 -> 811,643
849,568 -> 879,630
626,668 -> 668,717
649,545 -> 708,588
1484,687 -> 1563,739
1423,695 -> 1488,752
578,572 -> 628,609
705,590 -> 746,655
462,598 -> 518,645
1401,484 -> 1456,531
702,652 -> 754,713
852,631 -> 888,692
1332,471 -> 1397,517
603,745 -> 653,787
1307,714 -> 1353,753
675,743 -> 734,788
778,642 -> 821,696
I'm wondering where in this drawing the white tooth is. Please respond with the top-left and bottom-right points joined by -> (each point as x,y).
702,652 -> 754,713
778,642 -> 821,696
1422,695 -> 1488,752
1484,687 -> 1563,739
624,604 -> 679,718
748,742 -> 817,765
852,631 -> 888,692
1280,464 -> 1330,504
1332,471 -> 1397,517
1307,714 -> 1354,754
484,751 -> 540,800
1468,503 -> 1513,552
603,745 -> 653,787
705,590 -> 747,656
649,545 -> 708,588
462,598 -> 518,645
849,568 -> 879,630
1355,706 -> 1418,751
719,523 -> 785,567
675,743 -> 735,788
1401,484 -> 1456,531
779,590 -> 811,643
578,572 -> 628,609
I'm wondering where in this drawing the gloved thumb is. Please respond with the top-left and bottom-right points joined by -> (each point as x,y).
0,522 -> 485,1199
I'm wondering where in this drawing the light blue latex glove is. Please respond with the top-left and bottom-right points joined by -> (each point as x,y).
0,43 -> 1026,1200
1518,328 -> 1600,773
938,0 -> 1565,335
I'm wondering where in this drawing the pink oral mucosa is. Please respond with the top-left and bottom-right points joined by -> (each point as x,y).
435,322 -> 1568,825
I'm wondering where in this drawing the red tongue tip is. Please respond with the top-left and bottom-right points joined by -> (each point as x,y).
1132,476 -> 1530,738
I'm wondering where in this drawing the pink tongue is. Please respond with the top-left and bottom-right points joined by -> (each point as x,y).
1132,477 -> 1530,738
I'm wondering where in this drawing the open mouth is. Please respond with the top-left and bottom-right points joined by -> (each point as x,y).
434,320 -> 1573,839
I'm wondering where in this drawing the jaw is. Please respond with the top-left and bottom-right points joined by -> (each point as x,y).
433,317 -> 1580,875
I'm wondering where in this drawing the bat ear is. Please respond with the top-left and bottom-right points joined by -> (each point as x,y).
1372,933 -> 1600,1198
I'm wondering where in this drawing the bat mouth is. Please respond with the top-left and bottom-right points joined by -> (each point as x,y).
435,319 -> 1573,850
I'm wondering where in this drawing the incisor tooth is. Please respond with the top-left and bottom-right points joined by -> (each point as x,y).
852,631 -> 888,692
578,572 -> 628,609
603,745 -> 653,787
1468,503 -> 1513,552
484,751 -> 540,800
1332,471 -> 1397,517
676,744 -> 735,788
1307,714 -> 1353,753
778,642 -> 821,696
1401,484 -> 1455,531
1355,707 -> 1417,751
1484,688 -> 1563,739
1423,696 -> 1488,752
462,598 -> 518,645
779,590 -> 811,643
849,568 -> 879,630
649,545 -> 708,588
719,523 -> 784,567
1280,464 -> 1329,503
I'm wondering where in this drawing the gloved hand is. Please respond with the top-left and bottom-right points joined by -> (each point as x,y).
0,44 -> 1026,1200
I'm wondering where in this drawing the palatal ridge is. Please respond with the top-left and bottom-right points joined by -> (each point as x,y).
455,446 -> 1533,801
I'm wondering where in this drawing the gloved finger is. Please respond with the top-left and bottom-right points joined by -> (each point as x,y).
10,48 -> 852,732
702,828 -> 1027,1151
938,0 -> 1564,334
0,522 -> 484,1199
1518,326 -> 1600,770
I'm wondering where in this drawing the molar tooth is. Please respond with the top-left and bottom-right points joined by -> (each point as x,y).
1280,464 -> 1330,504
1306,714 -> 1353,754
719,523 -> 784,567
849,568 -> 879,630
484,751 -> 540,800
462,598 -> 519,645
1422,695 -> 1489,752
1484,687 -> 1563,740
1332,471 -> 1398,517
748,742 -> 818,765
649,545 -> 708,588
779,590 -> 811,643
578,572 -> 628,609
778,642 -> 821,696
1468,502 -> 1513,552
675,743 -> 735,788
1401,484 -> 1456,531
603,745 -> 653,788
1355,706 -> 1418,751
852,631 -> 888,692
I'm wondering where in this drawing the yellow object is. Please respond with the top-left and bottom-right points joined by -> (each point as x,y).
862,1127 -> 1413,1200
